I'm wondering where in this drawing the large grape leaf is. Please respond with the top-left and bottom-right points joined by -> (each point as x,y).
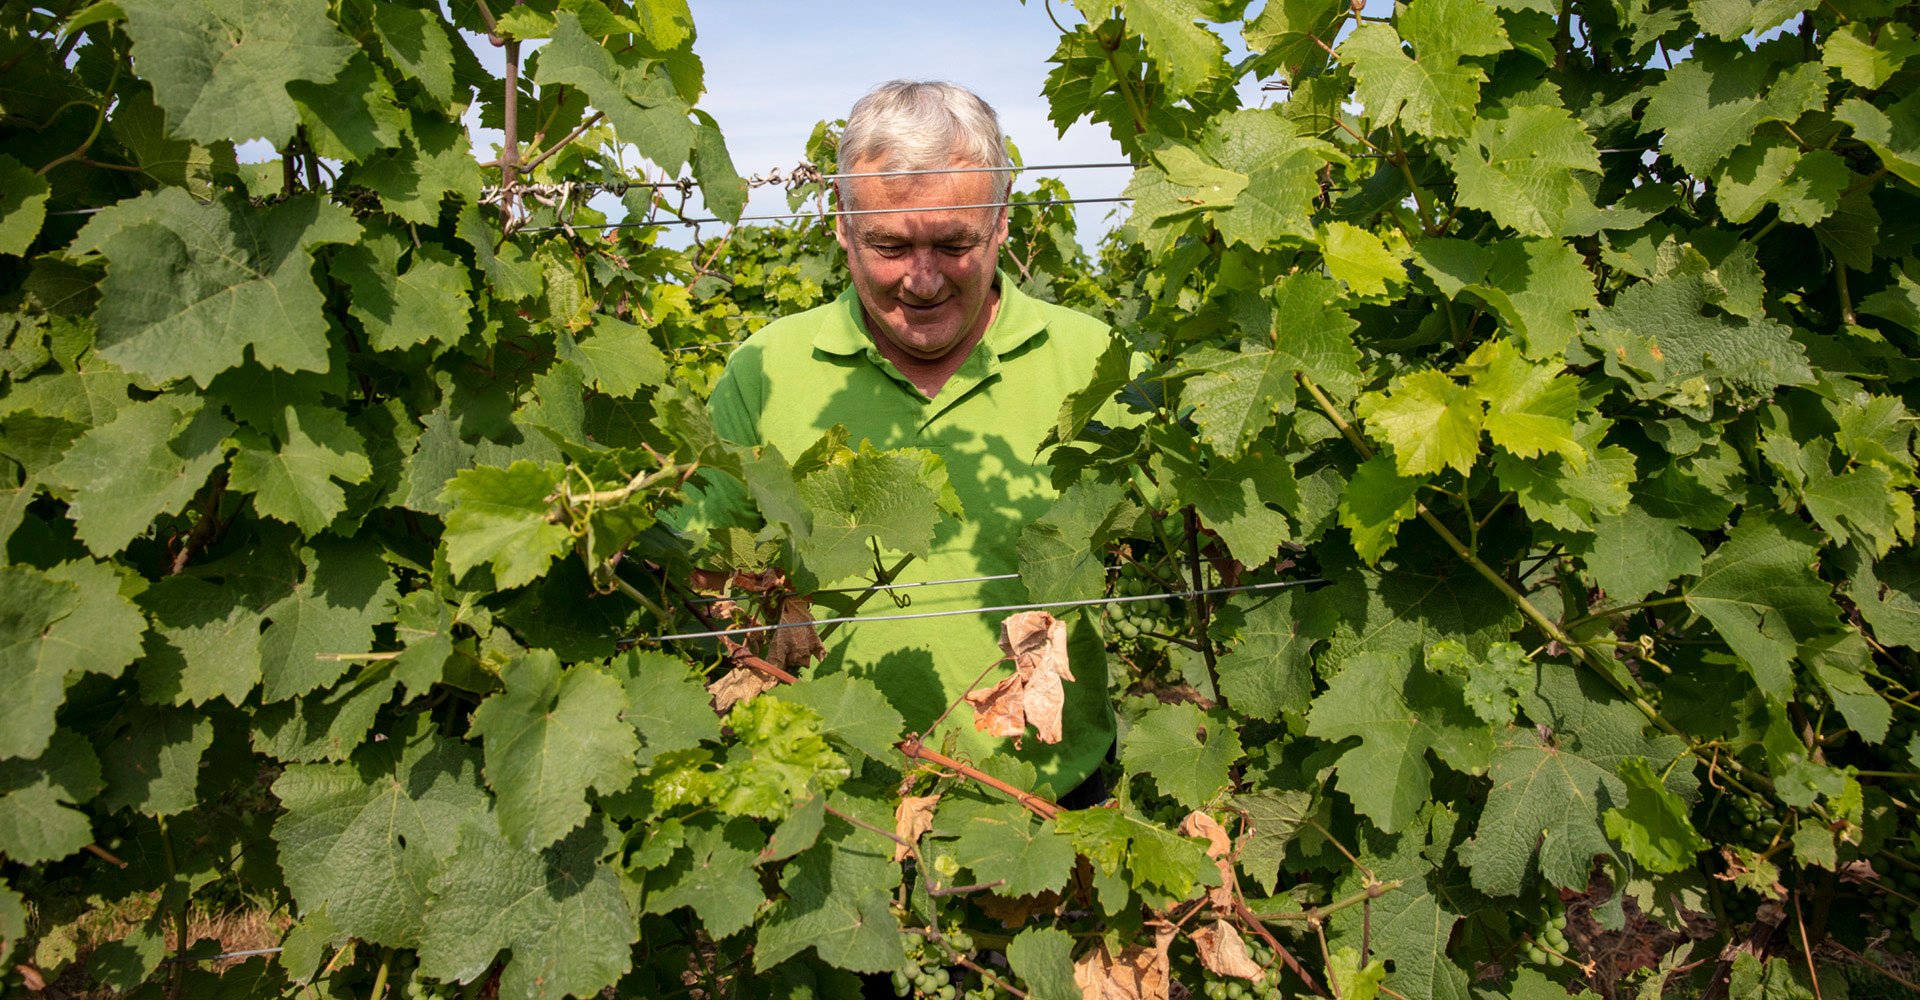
418,820 -> 633,1000
1465,339 -> 1583,466
556,315 -> 667,398
1338,452 -> 1422,564
255,539 -> 398,702
357,114 -> 486,226
1581,505 -> 1703,605
439,461 -> 573,590
1054,805 -> 1221,902
613,650 -> 721,768
1835,93 -> 1920,187
0,559 -> 147,761
1213,587 -> 1334,720
1339,0 -> 1509,138
95,705 -> 213,818
331,229 -> 473,352
1457,725 -> 1620,896
228,405 -> 373,535
77,190 -> 361,386
1639,42 -> 1828,175
120,0 -> 355,147
369,2 -> 458,108
1151,425 -> 1298,566
1328,806 -> 1475,1000
468,652 -> 639,850
1358,370 -> 1484,477
796,444 -> 954,584
1017,478 -> 1132,606
1604,757 -> 1710,874
754,806 -> 908,974
0,154 -> 50,257
1180,272 -> 1361,454
771,672 -> 905,762
934,796 -> 1077,897
1318,553 -> 1521,670
44,392 -> 233,556
640,815 -> 764,939
1412,238 -> 1598,361
1121,702 -> 1243,810
533,13 -> 695,173
1712,139 -> 1849,226
272,718 -> 490,948
0,731 -> 100,864
1071,0 -> 1228,100
1445,105 -> 1601,238
1007,926 -> 1080,1000
1307,653 -> 1492,832
290,52 -> 406,163
1686,512 -> 1841,698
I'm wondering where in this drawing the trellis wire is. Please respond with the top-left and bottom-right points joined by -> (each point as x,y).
682,571 -> 1024,606
478,160 -> 1138,202
639,577 -> 1327,643
160,947 -> 284,965
515,195 -> 1133,234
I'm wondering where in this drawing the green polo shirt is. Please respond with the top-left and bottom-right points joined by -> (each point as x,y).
706,273 -> 1119,795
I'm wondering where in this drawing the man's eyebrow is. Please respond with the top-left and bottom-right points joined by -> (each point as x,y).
856,224 -> 987,244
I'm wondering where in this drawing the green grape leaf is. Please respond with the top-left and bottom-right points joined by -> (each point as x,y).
44,393 -> 232,556
1465,339 -> 1583,466
1319,221 -> 1406,297
78,190 -> 361,386
641,816 -> 764,938
289,52 -> 406,163
1494,443 -> 1635,532
1823,21 -> 1920,88
359,114 -> 486,226
120,0 -> 355,147
469,652 -> 638,850
332,231 -> 473,353
391,591 -> 455,702
613,650 -> 721,768
1,559 -> 147,760
1604,757 -> 1711,873
1018,478 -> 1132,606
1458,724 -> 1621,896
1805,632 -> 1891,744
1319,556 -> 1521,671
1151,433 -> 1297,566
937,797 -> 1077,897
691,110 -> 748,225
0,155 -> 51,257
1231,788 -> 1316,894
439,461 -> 572,590
1180,272 -> 1361,453
1328,805 -> 1472,1000
1054,337 -> 1135,444
771,672 -> 905,762
228,405 -> 374,535
1687,512 -> 1841,698
1307,653 -> 1492,832
1792,439 -> 1915,558
1692,0 -> 1817,41
96,705 -> 212,817
1121,702 -> 1242,810
1426,639 -> 1532,727
257,539 -> 398,702
0,731 -> 100,864
1445,104 -> 1601,238
1358,370 -> 1483,477
1639,44 -> 1828,175
1054,806 -> 1221,901
533,13 -> 694,173
1243,0 -> 1348,84
797,443 -> 955,584
1412,237 -> 1598,360
418,821 -> 632,1000
754,808 -> 908,973
370,2 -> 458,108
708,698 -> 847,819
1712,139 -> 1849,226
272,717 -> 490,948
1845,546 -> 1920,649
1072,0 -> 1228,99
1835,93 -> 1920,187
1582,505 -> 1703,604
1338,452 -> 1422,564
1007,926 -> 1080,1000
556,316 -> 666,397
1339,0 -> 1509,138
1214,587 -> 1334,720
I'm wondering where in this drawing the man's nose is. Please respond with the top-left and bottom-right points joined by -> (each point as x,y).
900,249 -> 943,297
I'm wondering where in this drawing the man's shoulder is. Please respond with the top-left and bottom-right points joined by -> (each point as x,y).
723,297 -> 848,369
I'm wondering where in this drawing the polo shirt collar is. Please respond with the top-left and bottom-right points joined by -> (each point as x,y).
810,270 -> 1049,359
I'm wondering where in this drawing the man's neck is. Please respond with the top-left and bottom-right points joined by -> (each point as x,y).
866,288 -> 1000,398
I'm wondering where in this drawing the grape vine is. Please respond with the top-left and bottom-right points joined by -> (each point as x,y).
3,0 -> 1920,998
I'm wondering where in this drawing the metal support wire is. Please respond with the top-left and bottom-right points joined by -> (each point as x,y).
821,161 -> 1136,180
637,577 -> 1327,643
515,195 -> 1133,234
160,947 -> 284,965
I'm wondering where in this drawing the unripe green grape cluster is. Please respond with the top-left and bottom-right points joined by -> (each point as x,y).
1197,937 -> 1284,1000
1726,795 -> 1782,846
1522,900 -> 1571,969
1866,851 -> 1920,955
1105,554 -> 1182,644
393,954 -> 455,1000
889,930 -> 1014,1000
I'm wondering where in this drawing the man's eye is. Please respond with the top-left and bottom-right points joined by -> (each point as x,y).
938,244 -> 974,255
871,243 -> 908,255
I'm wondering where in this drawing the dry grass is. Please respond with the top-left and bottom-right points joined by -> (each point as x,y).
33,897 -> 291,999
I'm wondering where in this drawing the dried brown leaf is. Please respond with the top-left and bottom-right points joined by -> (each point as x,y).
1839,859 -> 1879,885
1180,811 -> 1236,907
1192,920 -> 1264,980
893,794 -> 940,862
764,595 -> 825,668
967,611 -> 1076,745
965,676 -> 1029,739
1073,924 -> 1175,1000
708,665 -> 776,712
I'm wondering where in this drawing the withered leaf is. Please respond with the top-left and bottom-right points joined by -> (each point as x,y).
1191,919 -> 1263,980
1180,810 -> 1236,907
1073,923 -> 1175,1000
708,664 -> 776,712
764,595 -> 825,668
964,611 -> 1075,745
893,793 -> 940,862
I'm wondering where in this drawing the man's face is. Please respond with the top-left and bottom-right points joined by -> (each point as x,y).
835,159 -> 1009,361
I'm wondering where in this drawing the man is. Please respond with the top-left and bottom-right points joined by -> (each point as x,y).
707,81 -> 1125,803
